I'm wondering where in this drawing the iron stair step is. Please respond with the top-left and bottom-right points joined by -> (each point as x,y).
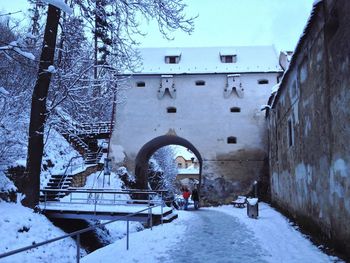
51,175 -> 74,179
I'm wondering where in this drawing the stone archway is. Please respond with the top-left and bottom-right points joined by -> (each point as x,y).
134,135 -> 202,190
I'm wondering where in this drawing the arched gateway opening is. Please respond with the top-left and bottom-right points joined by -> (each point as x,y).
134,135 -> 202,190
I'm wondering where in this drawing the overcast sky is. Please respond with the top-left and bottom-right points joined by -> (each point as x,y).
0,0 -> 314,52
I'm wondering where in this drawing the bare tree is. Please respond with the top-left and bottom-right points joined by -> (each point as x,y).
149,146 -> 178,196
23,4 -> 62,207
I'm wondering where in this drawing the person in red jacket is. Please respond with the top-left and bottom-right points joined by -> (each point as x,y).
182,187 -> 191,210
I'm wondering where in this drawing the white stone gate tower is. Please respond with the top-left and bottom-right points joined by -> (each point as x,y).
110,46 -> 282,203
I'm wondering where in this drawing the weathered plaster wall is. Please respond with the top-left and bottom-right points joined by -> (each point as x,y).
268,1 -> 350,257
111,72 -> 279,203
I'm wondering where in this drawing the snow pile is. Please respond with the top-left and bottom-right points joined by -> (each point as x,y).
0,172 -> 16,193
101,220 -> 144,243
42,0 -> 73,14
0,41 -> 35,60
0,201 -> 82,262
247,197 -> 258,206
46,65 -> 57,73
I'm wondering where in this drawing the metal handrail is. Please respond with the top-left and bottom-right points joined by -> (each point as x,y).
0,204 -> 161,262
83,146 -> 104,164
40,188 -> 167,213
55,156 -> 84,192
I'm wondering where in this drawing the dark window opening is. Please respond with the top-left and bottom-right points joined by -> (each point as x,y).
258,79 -> 269,85
167,107 -> 177,113
230,107 -> 241,113
178,163 -> 182,167
227,136 -> 237,144
136,81 -> 145,87
165,56 -> 180,64
195,80 -> 206,86
221,55 -> 237,63
169,56 -> 176,63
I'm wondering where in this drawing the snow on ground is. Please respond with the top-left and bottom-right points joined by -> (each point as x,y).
0,172 -> 16,193
0,201 -> 81,263
82,203 -> 342,263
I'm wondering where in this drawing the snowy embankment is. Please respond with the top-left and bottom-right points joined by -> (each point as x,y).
0,201 -> 80,262
82,203 -> 342,263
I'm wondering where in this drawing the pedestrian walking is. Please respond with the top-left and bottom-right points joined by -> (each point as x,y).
191,185 -> 200,210
182,187 -> 191,210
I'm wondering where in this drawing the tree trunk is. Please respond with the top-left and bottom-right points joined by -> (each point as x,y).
23,5 -> 61,208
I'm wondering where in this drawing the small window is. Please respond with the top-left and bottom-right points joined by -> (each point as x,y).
227,136 -> 237,144
220,55 -> 237,63
195,80 -> 206,86
230,107 -> 241,113
165,56 -> 180,64
167,107 -> 177,113
178,163 -> 182,168
136,81 -> 145,87
258,79 -> 269,85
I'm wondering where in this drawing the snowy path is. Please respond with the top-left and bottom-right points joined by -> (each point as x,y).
82,204 -> 341,263
163,209 -> 267,263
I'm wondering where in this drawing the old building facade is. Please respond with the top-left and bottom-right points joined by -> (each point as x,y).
110,46 -> 282,204
267,0 -> 350,257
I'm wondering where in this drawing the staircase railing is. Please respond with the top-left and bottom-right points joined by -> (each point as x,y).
68,134 -> 89,151
55,156 -> 84,191
84,146 -> 104,164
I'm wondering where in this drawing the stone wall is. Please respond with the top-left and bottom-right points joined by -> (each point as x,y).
268,0 -> 350,258
71,165 -> 102,187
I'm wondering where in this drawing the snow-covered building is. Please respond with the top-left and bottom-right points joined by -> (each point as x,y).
110,46 -> 283,204
173,147 -> 199,169
266,0 -> 350,258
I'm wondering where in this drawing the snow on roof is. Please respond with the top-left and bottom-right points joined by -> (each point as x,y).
178,165 -> 199,175
130,46 -> 282,75
164,49 -> 182,56
172,146 -> 197,161
219,48 -> 237,56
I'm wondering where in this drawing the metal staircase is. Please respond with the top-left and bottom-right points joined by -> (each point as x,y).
40,156 -> 83,201
52,110 -> 113,165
